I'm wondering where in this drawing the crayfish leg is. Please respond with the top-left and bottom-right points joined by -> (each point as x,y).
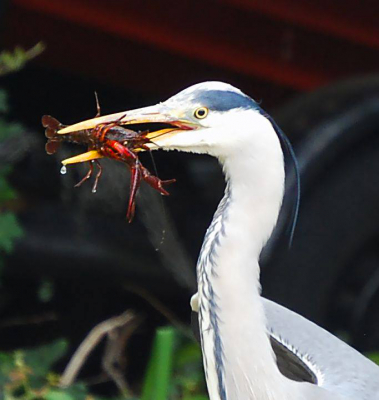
141,166 -> 175,196
92,160 -> 103,193
126,161 -> 143,222
74,161 -> 94,188
74,160 -> 103,194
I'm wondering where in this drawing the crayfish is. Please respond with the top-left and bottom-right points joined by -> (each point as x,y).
42,114 -> 175,221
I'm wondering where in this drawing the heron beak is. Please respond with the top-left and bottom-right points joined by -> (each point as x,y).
61,150 -> 104,166
58,103 -> 196,153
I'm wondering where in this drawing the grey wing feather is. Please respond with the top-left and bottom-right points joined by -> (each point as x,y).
190,293 -> 379,399
263,298 -> 379,400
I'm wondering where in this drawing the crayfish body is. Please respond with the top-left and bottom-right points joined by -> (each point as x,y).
42,115 -> 174,221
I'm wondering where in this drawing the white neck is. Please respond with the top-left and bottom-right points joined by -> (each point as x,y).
197,119 -> 290,400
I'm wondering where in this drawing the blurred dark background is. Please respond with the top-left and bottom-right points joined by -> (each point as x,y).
2,0 -> 379,396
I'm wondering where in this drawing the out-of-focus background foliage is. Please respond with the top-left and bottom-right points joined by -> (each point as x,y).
2,0 -> 379,398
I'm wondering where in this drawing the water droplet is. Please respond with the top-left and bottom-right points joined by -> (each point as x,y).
60,165 -> 67,175
92,188 -> 97,193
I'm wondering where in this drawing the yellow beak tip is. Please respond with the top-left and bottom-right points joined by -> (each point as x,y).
61,150 -> 103,165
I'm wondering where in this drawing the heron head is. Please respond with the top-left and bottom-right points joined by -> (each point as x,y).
58,81 -> 271,158
58,82 -> 300,245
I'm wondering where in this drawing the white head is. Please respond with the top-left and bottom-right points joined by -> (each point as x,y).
151,82 -> 278,159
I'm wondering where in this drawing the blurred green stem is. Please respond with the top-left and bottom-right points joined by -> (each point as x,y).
141,327 -> 177,400
0,42 -> 45,76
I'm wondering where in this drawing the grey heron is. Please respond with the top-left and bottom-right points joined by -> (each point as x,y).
59,82 -> 379,400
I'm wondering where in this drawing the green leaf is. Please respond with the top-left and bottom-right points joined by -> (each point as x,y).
38,279 -> 54,303
367,352 -> 379,365
58,383 -> 89,400
0,173 -> 16,203
0,351 -> 16,386
175,342 -> 202,368
0,43 -> 45,76
0,212 -> 23,253
94,397 -> 138,400
28,373 -> 48,390
0,90 -> 8,113
23,339 -> 68,377
0,119 -> 23,141
45,390 -> 75,400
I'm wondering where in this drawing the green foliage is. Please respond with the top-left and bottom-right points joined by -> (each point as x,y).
23,340 -> 68,377
0,329 -> 207,400
45,391 -> 79,400
367,352 -> 379,365
171,341 -> 206,400
0,43 -> 45,76
0,51 -> 206,397
0,119 -> 23,142
0,212 -> 23,253
0,90 -> 8,113
44,385 -> 88,400
141,327 -> 206,400
0,90 -> 24,276
0,340 -> 99,400
1,340 -> 63,399
37,279 -> 55,303
0,42 -> 45,263
0,169 -> 17,203
141,327 -> 176,400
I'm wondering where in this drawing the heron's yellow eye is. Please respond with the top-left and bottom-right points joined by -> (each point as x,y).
194,107 -> 209,119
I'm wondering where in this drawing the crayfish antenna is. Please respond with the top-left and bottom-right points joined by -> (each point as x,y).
94,92 -> 101,117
